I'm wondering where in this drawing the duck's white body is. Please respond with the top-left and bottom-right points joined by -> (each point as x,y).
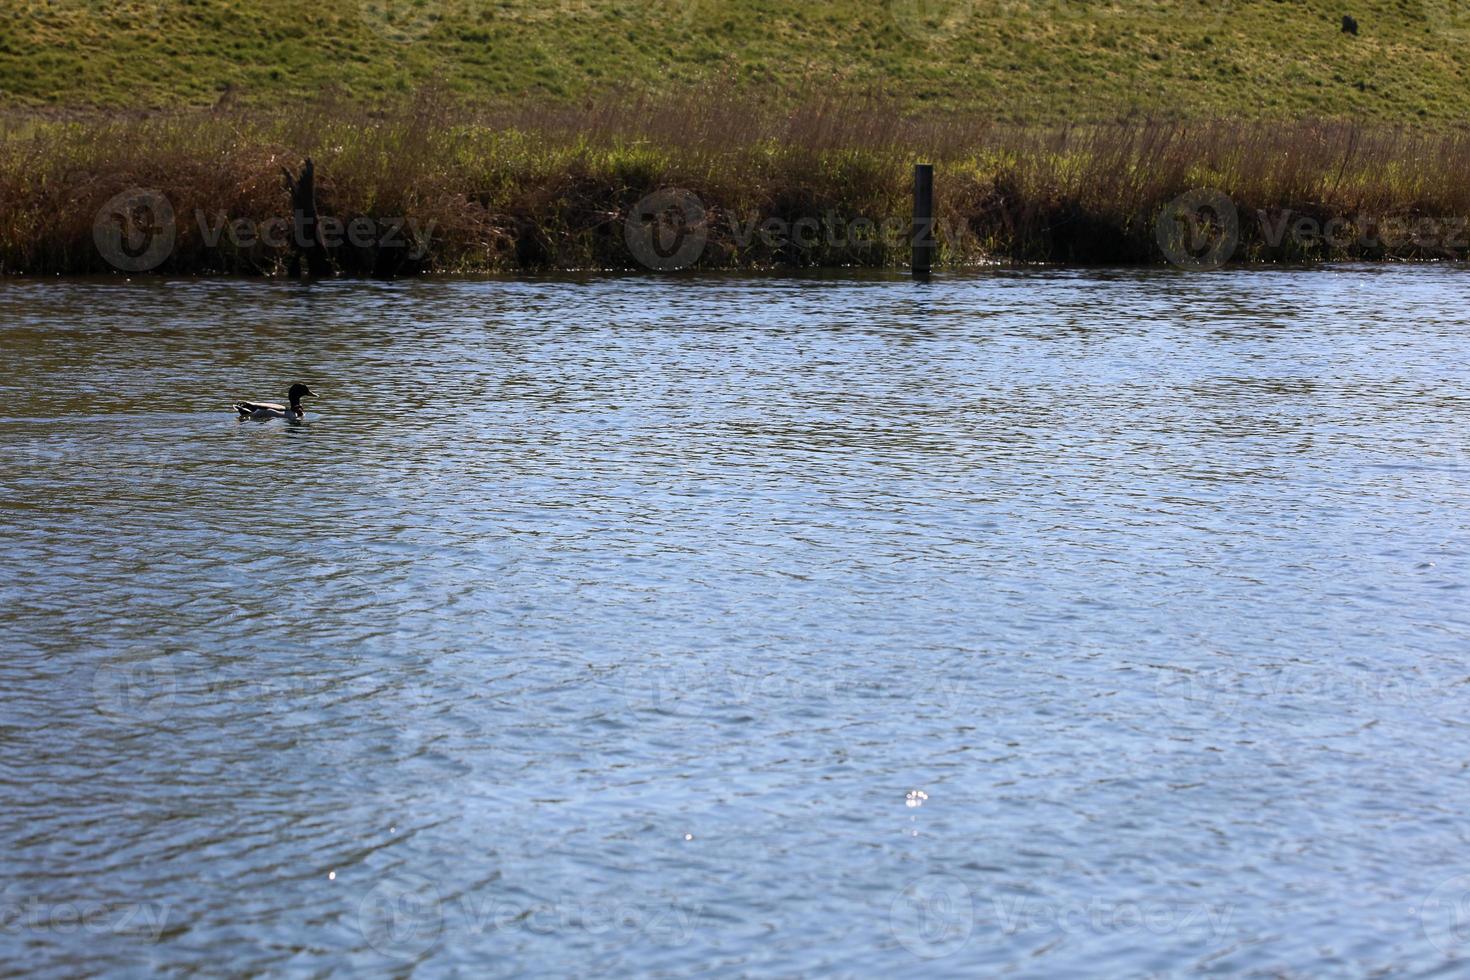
234,384 -> 317,421
234,400 -> 300,420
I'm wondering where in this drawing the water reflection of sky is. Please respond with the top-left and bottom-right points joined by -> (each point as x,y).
0,266 -> 1467,975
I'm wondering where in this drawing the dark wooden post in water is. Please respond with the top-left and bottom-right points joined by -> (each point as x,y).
282,158 -> 331,278
912,163 -> 935,280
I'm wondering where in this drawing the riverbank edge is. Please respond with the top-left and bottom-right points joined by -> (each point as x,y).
6,99 -> 1470,276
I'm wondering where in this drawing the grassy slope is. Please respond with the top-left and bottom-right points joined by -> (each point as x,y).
3,0 -> 1470,120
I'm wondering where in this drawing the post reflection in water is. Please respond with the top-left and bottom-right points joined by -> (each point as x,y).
1,267 -> 1467,975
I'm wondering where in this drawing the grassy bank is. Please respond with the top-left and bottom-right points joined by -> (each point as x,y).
4,0 -> 1470,122
3,90 -> 1470,275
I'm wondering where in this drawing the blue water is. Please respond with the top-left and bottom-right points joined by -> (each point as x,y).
1,267 -> 1468,976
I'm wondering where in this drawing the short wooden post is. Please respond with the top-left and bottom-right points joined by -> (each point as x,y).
282,158 -> 332,278
912,163 -> 935,279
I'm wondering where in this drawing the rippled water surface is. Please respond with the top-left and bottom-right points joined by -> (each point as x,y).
3,268 -> 1469,976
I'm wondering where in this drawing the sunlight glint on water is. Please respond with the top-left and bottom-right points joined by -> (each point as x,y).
1,267 -> 1468,975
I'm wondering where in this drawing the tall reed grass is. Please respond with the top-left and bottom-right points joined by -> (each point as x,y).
2,86 -> 1468,275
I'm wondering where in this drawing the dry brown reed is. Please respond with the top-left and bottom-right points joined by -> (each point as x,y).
1,86 -> 1467,274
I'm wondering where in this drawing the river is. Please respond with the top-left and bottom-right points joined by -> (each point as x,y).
2,267 -> 1468,975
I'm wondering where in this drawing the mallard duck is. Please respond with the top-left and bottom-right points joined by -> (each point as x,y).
235,383 -> 317,420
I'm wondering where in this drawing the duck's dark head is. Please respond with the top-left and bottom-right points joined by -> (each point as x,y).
288,383 -> 317,404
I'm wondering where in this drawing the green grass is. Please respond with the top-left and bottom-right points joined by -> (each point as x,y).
4,0 -> 1470,121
